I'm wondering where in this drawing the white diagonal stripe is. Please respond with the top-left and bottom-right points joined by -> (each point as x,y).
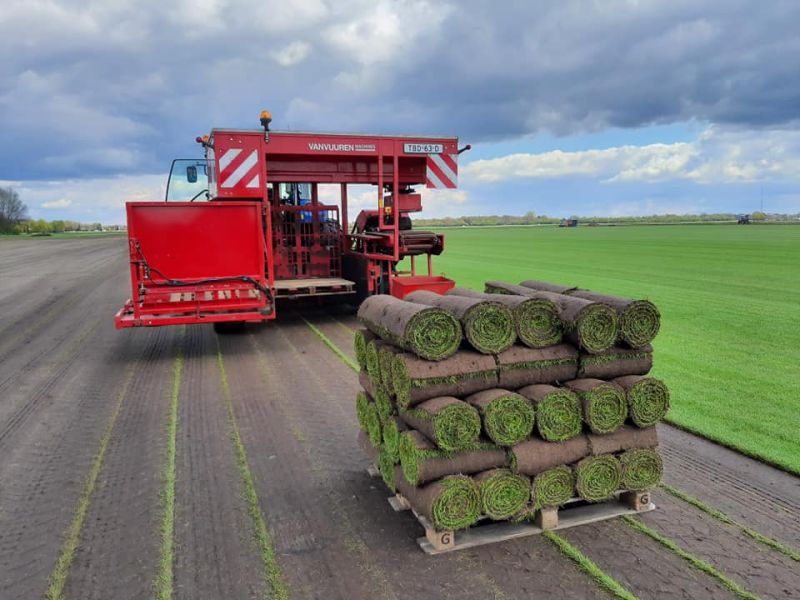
430,153 -> 457,186
426,167 -> 445,189
218,148 -> 241,171
245,173 -> 260,188
221,150 -> 258,188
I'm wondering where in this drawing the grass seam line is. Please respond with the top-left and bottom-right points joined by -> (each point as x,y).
542,531 -> 638,600
621,516 -> 760,600
215,337 -> 290,600
45,363 -> 137,600
155,327 -> 185,600
301,316 -> 360,372
660,483 -> 800,562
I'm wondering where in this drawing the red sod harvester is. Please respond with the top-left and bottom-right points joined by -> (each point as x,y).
115,111 -> 470,330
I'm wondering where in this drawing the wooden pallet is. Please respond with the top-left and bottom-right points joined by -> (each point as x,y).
388,489 -> 655,555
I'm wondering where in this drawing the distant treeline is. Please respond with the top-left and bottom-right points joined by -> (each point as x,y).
8,219 -> 124,235
413,211 -> 799,228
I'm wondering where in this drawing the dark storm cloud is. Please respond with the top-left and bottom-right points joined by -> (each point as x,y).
2,0 -> 799,180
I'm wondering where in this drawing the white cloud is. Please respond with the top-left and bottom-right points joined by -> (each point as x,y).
41,198 -> 72,209
462,126 -> 800,185
272,41 -> 312,67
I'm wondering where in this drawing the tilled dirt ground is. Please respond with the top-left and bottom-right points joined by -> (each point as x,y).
0,236 -> 798,600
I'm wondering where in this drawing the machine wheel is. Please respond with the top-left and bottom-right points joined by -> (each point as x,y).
213,321 -> 247,335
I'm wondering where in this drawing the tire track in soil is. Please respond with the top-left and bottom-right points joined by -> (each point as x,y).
249,316 -> 609,600
637,491 -> 800,598
0,311 -> 152,595
173,325 -> 264,600
63,327 -> 181,600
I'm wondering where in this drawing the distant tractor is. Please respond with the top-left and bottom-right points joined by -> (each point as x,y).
560,219 -> 578,228
737,214 -> 751,224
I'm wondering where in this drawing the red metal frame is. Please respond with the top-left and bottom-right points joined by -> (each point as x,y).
117,128 -> 460,328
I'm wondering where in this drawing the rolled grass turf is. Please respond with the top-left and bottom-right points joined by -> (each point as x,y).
357,295 -> 462,361
578,345 -> 653,379
447,287 -> 563,348
374,387 -> 395,425
485,281 -> 618,353
575,454 -> 622,502
510,436 -> 589,476
354,328 -> 377,370
407,290 -> 517,354
518,384 -> 582,442
378,446 -> 397,492
565,378 -> 627,434
518,280 -> 661,348
399,430 -> 506,485
357,394 -> 382,448
382,416 -> 408,462
532,465 -> 575,508
474,468 -> 531,520
495,344 -> 578,389
378,343 -> 401,393
365,339 -> 386,390
613,375 -> 670,427
399,396 -> 481,452
465,388 -> 535,446
620,448 -> 663,490
356,390 -> 370,432
588,425 -> 658,455
394,468 -> 481,531
391,350 -> 498,409
357,430 -> 378,465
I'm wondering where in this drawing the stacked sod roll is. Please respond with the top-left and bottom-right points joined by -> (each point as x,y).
355,281 -> 668,532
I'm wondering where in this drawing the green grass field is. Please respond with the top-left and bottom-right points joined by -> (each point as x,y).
428,224 -> 800,474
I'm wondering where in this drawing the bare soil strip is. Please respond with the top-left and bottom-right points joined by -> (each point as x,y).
0,242 -> 146,599
172,325 -> 265,600
637,491 -> 800,598
659,424 -> 800,548
63,327 -> 180,600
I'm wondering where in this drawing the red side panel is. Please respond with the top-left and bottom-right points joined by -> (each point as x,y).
116,201 -> 273,328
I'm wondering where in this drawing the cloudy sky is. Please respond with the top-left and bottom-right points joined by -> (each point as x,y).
2,0 -> 799,223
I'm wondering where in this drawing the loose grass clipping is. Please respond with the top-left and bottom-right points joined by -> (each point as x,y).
475,468 -> 531,520
399,430 -> 506,486
448,287 -> 563,348
392,350 -> 498,409
395,468 -> 481,531
399,396 -> 481,452
485,281 -> 618,354
358,295 -> 462,361
466,388 -> 535,446
575,454 -> 622,502
566,378 -> 627,434
614,375 -> 670,427
518,280 -> 661,348
518,384 -> 582,442
620,448 -> 663,491
579,345 -> 653,379
532,465 -> 575,508
406,290 -> 517,354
